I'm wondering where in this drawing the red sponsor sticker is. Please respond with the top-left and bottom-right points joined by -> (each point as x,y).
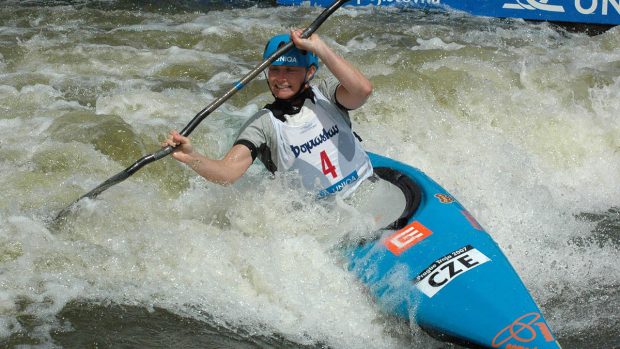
384,221 -> 433,256
492,312 -> 555,348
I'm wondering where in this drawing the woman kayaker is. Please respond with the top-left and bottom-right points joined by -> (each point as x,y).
162,29 -> 373,197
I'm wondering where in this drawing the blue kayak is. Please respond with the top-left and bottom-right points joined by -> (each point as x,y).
277,0 -> 620,27
347,152 -> 561,348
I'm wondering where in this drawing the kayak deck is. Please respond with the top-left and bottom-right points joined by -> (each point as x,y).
346,152 -> 561,349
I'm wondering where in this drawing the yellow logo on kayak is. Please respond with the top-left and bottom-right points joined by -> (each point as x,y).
435,193 -> 454,204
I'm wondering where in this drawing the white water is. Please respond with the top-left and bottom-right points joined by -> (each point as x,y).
0,3 -> 619,348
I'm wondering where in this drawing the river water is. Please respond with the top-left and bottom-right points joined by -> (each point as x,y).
0,1 -> 618,348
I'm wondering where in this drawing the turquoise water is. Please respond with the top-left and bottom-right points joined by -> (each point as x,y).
0,1 -> 619,348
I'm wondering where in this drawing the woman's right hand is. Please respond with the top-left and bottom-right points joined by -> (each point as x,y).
162,130 -> 195,164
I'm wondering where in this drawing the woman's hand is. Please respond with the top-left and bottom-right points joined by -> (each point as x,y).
290,29 -> 322,55
162,130 -> 195,164
290,28 -> 372,110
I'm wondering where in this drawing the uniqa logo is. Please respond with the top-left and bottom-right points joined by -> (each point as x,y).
502,0 -> 565,12
290,125 -> 339,157
357,0 -> 441,5
574,0 -> 620,15
276,56 -> 298,63
503,0 -> 620,15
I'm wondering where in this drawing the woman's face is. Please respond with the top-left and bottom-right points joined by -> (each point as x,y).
267,65 -> 315,99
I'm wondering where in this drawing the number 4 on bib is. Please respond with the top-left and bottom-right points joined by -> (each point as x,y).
320,150 -> 338,179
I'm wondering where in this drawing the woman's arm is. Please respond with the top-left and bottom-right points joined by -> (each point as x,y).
162,130 -> 253,185
290,29 -> 373,110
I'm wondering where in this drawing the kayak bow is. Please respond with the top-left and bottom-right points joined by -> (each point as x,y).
348,152 -> 561,349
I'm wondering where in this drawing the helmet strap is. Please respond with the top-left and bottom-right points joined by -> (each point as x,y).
304,66 -> 317,83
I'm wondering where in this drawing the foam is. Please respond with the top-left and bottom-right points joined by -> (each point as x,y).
1,3 -> 618,348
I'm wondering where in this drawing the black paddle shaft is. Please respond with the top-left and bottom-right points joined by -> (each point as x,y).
55,0 -> 349,220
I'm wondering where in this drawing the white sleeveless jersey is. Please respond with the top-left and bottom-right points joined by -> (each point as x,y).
269,87 -> 373,197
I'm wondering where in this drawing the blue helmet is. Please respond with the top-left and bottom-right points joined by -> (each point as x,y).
263,34 -> 319,72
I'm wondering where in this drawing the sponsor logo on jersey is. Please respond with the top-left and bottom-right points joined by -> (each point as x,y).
384,221 -> 433,256
290,125 -> 339,158
414,245 -> 490,297
318,170 -> 359,197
